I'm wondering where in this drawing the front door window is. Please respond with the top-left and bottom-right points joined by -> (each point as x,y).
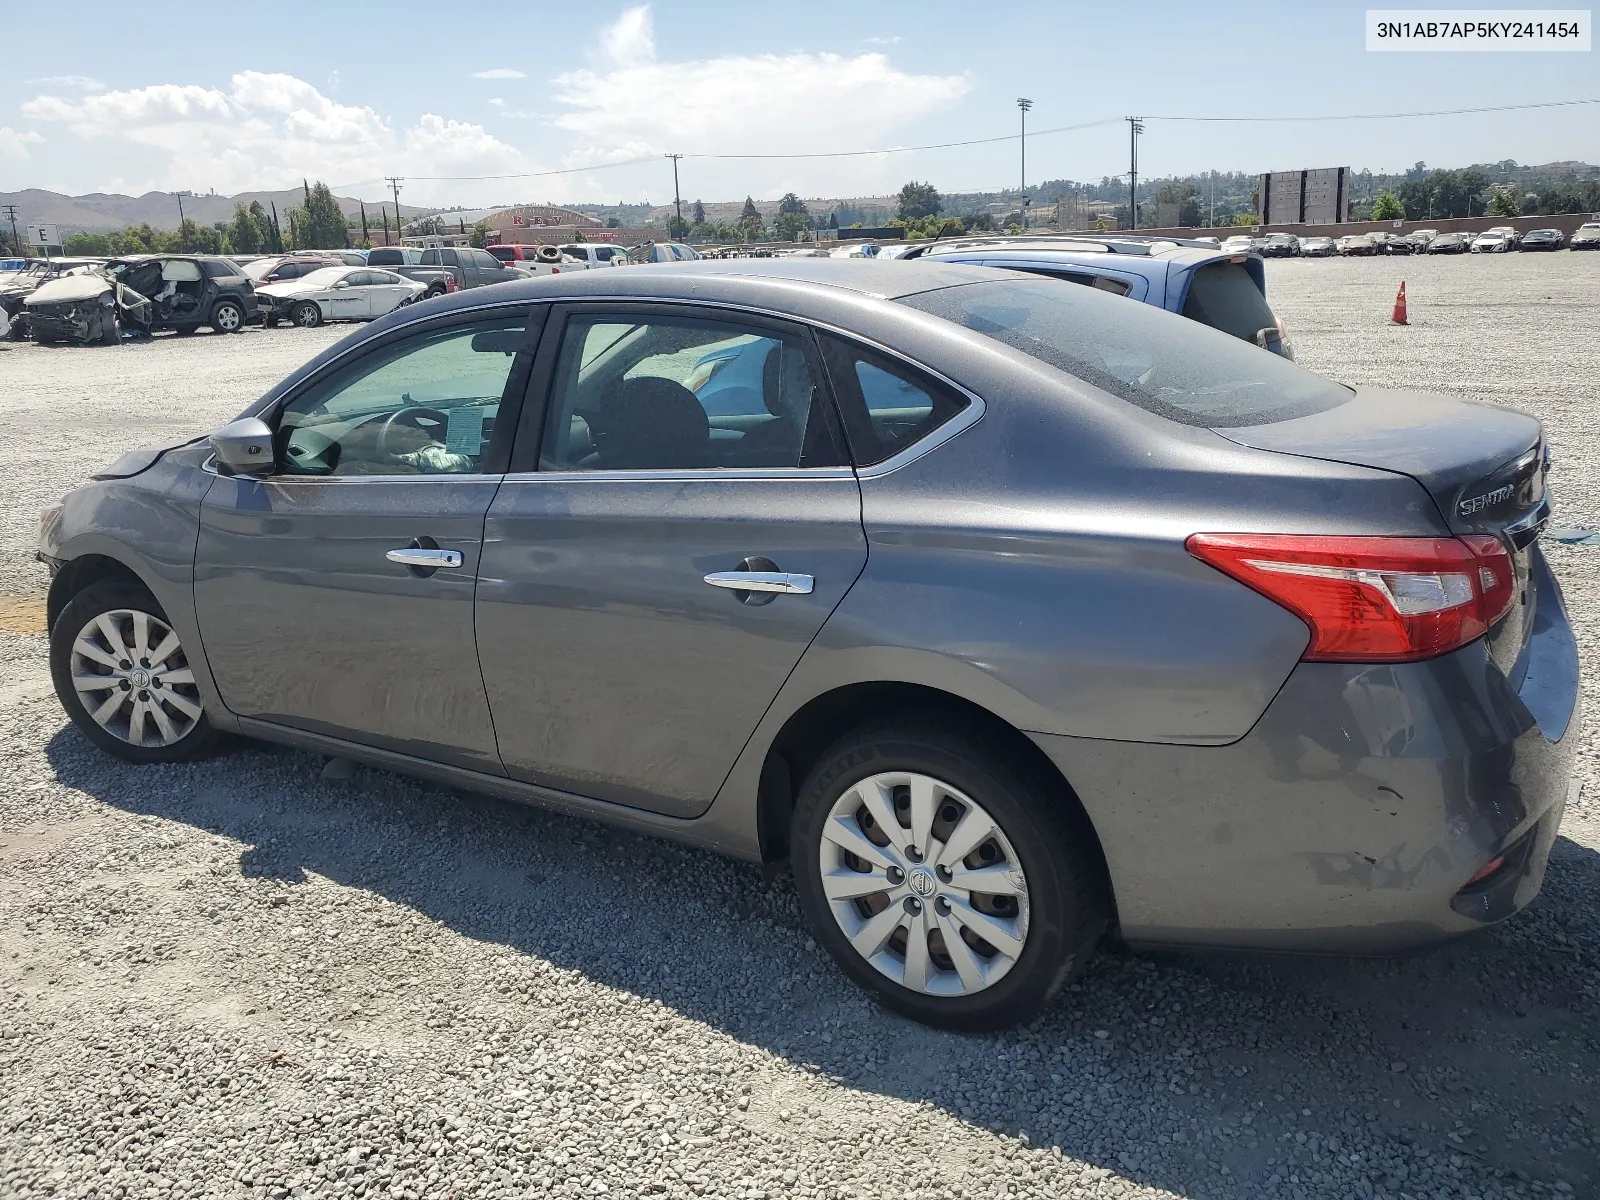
276,316 -> 527,476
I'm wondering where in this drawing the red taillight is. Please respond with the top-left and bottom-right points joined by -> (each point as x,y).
1186,533 -> 1515,663
444,275 -> 458,292
551,267 -> 559,274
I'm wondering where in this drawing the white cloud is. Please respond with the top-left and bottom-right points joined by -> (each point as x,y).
26,74 -> 104,91
0,127 -> 46,159
20,73 -> 530,204
471,68 -> 526,80
550,5 -> 969,193
863,36 -> 903,45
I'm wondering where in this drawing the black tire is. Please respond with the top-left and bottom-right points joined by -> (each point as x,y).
100,311 -> 121,346
211,299 -> 245,333
263,315 -> 279,329
50,578 -> 225,764
791,714 -> 1108,1031
423,285 -> 445,299
292,301 -> 323,328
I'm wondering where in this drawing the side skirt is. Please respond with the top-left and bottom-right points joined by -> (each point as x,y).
235,717 -> 763,862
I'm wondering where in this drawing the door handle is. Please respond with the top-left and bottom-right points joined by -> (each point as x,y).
704,571 -> 813,595
387,547 -> 463,568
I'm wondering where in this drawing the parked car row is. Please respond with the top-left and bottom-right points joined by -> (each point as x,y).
1217,224 -> 1599,258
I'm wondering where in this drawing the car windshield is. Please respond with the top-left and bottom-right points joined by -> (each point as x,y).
899,277 -> 1351,428
240,259 -> 282,280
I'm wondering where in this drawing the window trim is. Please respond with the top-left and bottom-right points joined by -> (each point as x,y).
816,331 -> 981,473
505,300 -> 851,477
257,304 -> 549,481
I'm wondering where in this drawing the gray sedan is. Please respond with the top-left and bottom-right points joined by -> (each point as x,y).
38,260 -> 1579,1030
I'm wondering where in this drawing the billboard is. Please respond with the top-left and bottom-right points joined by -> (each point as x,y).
1258,167 -> 1350,225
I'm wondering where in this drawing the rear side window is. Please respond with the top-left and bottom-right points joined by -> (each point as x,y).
367,249 -> 402,266
1011,267 -> 1131,297
898,277 -> 1349,429
1181,262 -> 1278,343
201,260 -> 241,279
819,335 -> 970,466
488,247 -> 514,261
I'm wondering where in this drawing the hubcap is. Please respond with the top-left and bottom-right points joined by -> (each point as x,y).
818,771 -> 1030,997
217,306 -> 240,330
69,609 -> 203,748
296,306 -> 318,327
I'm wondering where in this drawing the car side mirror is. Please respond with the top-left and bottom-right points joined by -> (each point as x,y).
332,280 -> 349,289
210,418 -> 275,477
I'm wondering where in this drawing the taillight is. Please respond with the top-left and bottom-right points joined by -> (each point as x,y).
444,276 -> 458,292
551,267 -> 559,274
1186,533 -> 1515,663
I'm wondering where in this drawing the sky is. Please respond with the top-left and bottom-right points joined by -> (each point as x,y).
0,0 -> 1595,209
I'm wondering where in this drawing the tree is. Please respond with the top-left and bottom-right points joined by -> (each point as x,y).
605,217 -> 621,228
468,220 -> 492,248
691,199 -> 706,226
226,203 -> 267,255
293,180 -> 350,249
1487,187 -> 1521,217
1370,191 -> 1405,221
897,181 -> 941,221
668,215 -> 690,240
179,219 -> 222,255
773,211 -> 809,242
64,231 -> 115,255
738,197 -> 764,242
777,192 -> 808,217
1154,181 -> 1201,227
827,211 -> 838,230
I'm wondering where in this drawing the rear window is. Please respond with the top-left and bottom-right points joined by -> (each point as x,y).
367,249 -> 404,265
487,247 -> 515,261
1180,261 -> 1278,344
898,277 -> 1350,429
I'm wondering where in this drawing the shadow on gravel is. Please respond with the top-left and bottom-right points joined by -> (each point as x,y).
47,726 -> 1600,1199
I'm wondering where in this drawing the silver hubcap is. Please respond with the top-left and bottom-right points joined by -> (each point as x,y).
818,771 -> 1030,997
69,609 -> 202,748
216,306 -> 240,330
295,305 -> 318,327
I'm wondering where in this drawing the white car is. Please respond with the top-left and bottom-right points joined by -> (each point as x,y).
256,267 -> 425,328
1471,231 -> 1511,254
556,244 -> 629,267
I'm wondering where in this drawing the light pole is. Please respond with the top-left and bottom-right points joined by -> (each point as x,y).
1126,117 -> 1144,230
1017,98 -> 1032,230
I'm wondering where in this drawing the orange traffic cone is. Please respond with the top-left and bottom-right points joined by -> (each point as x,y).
1391,281 -> 1408,325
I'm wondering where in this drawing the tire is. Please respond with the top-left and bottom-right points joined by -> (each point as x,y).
423,285 -> 445,300
263,315 -> 279,329
791,714 -> 1107,1031
100,311 -> 121,346
292,301 -> 323,328
211,299 -> 245,333
50,578 -> 225,764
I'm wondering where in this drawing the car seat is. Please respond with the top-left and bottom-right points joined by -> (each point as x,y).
584,377 -> 709,470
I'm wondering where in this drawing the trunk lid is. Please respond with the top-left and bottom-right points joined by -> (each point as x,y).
1214,387 -> 1548,671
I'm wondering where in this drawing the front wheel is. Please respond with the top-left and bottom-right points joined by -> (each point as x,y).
100,311 -> 121,346
792,716 -> 1107,1030
50,579 -> 225,763
292,301 -> 323,328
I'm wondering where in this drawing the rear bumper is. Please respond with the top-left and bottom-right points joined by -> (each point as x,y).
1033,548 -> 1580,954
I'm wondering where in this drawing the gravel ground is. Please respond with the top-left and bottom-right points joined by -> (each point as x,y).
1,258 -> 1599,1200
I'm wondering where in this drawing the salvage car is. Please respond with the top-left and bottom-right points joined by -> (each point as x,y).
0,258 -> 104,337
255,265 -> 426,328
1298,236 -> 1337,257
1520,228 -> 1564,251
39,260 -> 1578,1031
1471,231 -> 1513,254
1260,233 -> 1300,258
1336,234 -> 1377,256
22,255 -> 257,343
1570,222 -> 1600,250
1427,232 -> 1470,254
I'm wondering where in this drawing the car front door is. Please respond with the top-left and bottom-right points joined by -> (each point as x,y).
324,272 -> 370,320
193,307 -> 541,771
476,303 -> 868,816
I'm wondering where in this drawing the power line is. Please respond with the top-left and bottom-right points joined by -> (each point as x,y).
335,97 -> 1597,187
1147,97 -> 1600,122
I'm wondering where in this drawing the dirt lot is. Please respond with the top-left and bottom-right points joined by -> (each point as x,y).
1,256 -> 1599,1200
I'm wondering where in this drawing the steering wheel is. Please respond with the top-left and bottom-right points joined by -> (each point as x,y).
376,407 -> 452,459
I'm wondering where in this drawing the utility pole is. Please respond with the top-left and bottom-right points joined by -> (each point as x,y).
1016,98 -> 1032,230
385,177 -> 404,244
175,191 -> 187,251
666,154 -> 683,233
1126,117 -> 1144,230
1,205 -> 19,256
1209,173 -> 1215,228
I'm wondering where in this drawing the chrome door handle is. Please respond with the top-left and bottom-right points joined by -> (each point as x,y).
387,547 -> 463,568
704,571 -> 813,595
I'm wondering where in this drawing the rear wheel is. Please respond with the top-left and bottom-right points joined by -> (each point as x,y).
292,301 -> 323,328
792,716 -> 1107,1030
50,579 -> 224,764
211,299 -> 244,333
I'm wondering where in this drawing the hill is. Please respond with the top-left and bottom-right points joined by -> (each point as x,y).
0,187 -> 428,234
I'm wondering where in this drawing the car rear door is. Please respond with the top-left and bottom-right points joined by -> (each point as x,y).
475,302 -> 868,816
194,306 -> 542,770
